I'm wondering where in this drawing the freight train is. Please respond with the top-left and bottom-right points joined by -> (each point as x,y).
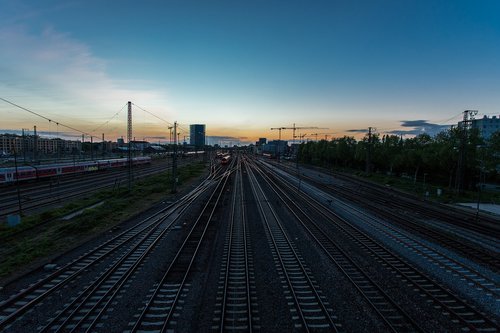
0,157 -> 151,185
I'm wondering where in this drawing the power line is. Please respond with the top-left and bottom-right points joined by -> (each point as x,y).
434,112 -> 464,125
0,97 -> 101,140
130,103 -> 193,140
131,102 -> 173,127
91,102 -> 128,133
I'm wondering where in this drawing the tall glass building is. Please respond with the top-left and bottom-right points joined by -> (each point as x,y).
190,124 -> 206,148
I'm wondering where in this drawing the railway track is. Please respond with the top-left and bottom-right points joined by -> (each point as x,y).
250,158 -> 424,332
0,165 -> 221,332
127,161 -> 233,332
334,170 -> 500,229
0,157 -> 201,218
258,158 -> 500,332
246,159 -> 341,332
275,161 -> 500,271
212,157 -> 258,332
284,161 -> 500,232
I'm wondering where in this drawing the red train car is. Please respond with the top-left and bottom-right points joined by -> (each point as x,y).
0,157 -> 151,185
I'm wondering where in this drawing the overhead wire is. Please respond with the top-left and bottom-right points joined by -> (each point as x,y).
91,102 -> 128,133
132,102 -> 192,143
0,97 -> 101,140
131,102 -> 173,127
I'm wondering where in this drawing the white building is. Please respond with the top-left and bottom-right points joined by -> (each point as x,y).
471,115 -> 500,140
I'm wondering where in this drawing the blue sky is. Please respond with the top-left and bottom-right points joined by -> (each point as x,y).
1,0 -> 499,144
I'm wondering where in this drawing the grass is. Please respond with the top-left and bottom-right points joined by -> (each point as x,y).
0,161 -> 207,280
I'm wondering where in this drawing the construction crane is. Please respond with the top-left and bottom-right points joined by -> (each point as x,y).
270,127 -> 286,162
309,133 -> 337,141
271,124 -> 327,143
270,127 -> 286,141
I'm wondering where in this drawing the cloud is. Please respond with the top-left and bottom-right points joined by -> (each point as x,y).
384,120 -> 451,137
0,25 -> 168,131
400,120 -> 436,128
346,129 -> 368,133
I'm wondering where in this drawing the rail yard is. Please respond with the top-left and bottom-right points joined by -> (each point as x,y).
0,155 -> 200,219
0,153 -> 499,332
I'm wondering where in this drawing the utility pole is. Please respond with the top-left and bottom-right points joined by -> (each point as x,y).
168,126 -> 173,157
172,121 -> 178,193
33,125 -> 38,164
22,128 -> 27,163
81,134 -> 84,160
292,123 -> 297,144
455,110 -> 477,194
366,127 -> 373,173
13,146 -> 22,217
90,136 -> 93,160
127,101 -> 132,192
102,133 -> 105,157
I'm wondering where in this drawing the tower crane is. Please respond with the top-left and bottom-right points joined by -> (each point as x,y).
309,133 -> 337,141
270,127 -> 286,162
271,124 -> 328,143
271,124 -> 328,162
270,127 -> 286,141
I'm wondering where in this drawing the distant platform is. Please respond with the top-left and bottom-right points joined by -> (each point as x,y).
456,203 -> 500,216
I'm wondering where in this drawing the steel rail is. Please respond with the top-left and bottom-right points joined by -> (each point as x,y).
246,160 -> 339,333
219,156 -> 254,333
251,159 -> 424,332
0,158 -> 200,218
274,161 -> 500,293
274,160 -> 500,270
40,192 -> 198,333
129,166 -> 232,333
258,159 -> 500,332
0,168 -> 218,331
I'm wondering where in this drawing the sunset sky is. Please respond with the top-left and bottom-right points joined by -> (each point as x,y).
1,0 -> 500,144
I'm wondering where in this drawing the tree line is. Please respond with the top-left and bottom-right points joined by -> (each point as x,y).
298,128 -> 500,191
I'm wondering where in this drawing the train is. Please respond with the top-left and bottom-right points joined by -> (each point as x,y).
220,155 -> 231,165
0,157 -> 151,185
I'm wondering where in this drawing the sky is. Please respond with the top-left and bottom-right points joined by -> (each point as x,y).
1,0 -> 500,145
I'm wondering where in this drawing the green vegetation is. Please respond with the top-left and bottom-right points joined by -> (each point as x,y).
298,129 -> 500,203
0,162 -> 206,279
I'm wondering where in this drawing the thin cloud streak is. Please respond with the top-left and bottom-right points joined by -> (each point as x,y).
346,129 -> 368,133
0,25 -> 170,134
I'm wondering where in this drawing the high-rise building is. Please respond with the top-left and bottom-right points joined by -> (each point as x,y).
190,124 -> 206,148
257,138 -> 267,146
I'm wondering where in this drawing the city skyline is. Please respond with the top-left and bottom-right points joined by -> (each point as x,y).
1,1 -> 500,143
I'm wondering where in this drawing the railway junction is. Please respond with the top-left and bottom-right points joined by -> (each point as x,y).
0,153 -> 499,332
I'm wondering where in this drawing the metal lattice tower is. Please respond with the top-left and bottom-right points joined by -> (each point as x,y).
127,101 -> 132,192
455,109 -> 478,193
127,101 -> 132,144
